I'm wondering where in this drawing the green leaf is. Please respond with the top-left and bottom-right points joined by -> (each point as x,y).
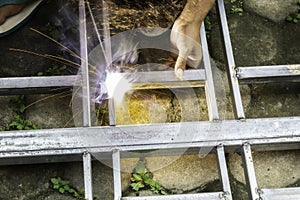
14,115 -> 21,121
32,125 -> 40,130
60,180 -> 69,186
51,178 -> 59,185
151,187 -> 159,194
53,184 -> 60,189
74,191 -> 80,197
68,188 -> 76,193
131,182 -> 144,191
59,187 -> 65,194
10,121 -> 19,126
78,188 -> 85,195
25,120 -> 32,126
287,16 -> 293,21
144,179 -> 155,186
141,172 -> 149,180
37,72 -> 43,76
132,173 -> 142,181
64,185 -> 70,191
161,190 -> 167,195
17,124 -> 24,130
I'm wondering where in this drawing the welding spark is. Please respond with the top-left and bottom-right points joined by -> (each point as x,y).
93,70 -> 133,105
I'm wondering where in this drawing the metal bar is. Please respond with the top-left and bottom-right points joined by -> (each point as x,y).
217,0 -> 245,119
238,76 -> 300,84
0,117 -> 299,159
122,192 -> 223,200
0,137 -> 299,163
79,0 -> 91,126
200,23 -> 219,121
216,145 -> 232,200
113,150 -> 122,200
132,69 -> 206,83
0,87 -> 71,96
242,143 -> 260,200
0,75 -> 79,89
1,140 -> 299,166
83,152 -> 93,200
237,64 -> 300,79
100,0 -> 116,126
101,0 -> 112,68
109,98 -> 116,125
261,187 -> 300,200
0,70 -> 205,90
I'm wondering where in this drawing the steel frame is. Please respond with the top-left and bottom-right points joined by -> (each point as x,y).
217,0 -> 300,199
0,0 -> 299,199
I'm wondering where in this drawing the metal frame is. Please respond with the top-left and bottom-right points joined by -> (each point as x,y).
0,117 -> 299,157
242,144 -> 260,200
261,187 -> 300,200
216,0 -> 300,199
217,0 -> 245,119
237,64 -> 300,79
0,0 -> 299,200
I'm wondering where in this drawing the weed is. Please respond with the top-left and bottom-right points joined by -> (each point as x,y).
130,161 -> 167,195
3,114 -> 40,131
204,16 -> 212,38
51,177 -> 99,199
51,177 -> 86,199
37,64 -> 67,76
230,0 -> 244,16
1,96 -> 40,131
45,22 -> 60,41
286,0 -> 300,24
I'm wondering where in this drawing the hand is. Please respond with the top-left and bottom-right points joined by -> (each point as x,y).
170,18 -> 202,79
170,0 -> 216,79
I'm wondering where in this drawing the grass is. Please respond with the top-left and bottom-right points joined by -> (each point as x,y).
286,0 -> 300,24
130,161 -> 167,195
1,95 -> 40,131
230,0 -> 244,16
50,177 -> 99,199
51,177 -> 85,199
37,64 -> 67,76
204,16 -> 212,39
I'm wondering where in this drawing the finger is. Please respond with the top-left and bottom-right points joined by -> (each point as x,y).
174,55 -> 187,80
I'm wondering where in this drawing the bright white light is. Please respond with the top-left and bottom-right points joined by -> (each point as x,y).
104,71 -> 132,104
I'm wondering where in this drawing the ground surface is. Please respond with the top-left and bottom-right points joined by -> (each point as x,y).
0,0 -> 299,199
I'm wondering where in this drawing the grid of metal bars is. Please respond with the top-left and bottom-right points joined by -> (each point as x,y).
0,0 -> 299,199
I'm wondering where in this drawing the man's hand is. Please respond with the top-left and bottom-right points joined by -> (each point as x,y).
171,0 -> 216,79
171,18 -> 202,79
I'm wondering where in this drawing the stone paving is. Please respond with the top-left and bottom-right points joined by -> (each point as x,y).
0,0 -> 299,199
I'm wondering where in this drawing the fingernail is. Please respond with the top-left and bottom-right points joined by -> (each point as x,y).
175,69 -> 184,80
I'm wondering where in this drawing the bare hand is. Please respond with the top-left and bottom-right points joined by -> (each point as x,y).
170,18 -> 202,79
170,0 -> 216,79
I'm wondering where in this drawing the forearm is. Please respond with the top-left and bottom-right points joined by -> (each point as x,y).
177,0 -> 216,25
